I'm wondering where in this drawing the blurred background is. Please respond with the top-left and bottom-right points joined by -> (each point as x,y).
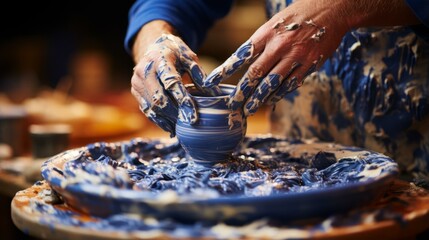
0,0 -> 267,144
0,0 -> 266,239
0,0 -> 265,105
0,0 -> 268,156
0,1 -> 135,103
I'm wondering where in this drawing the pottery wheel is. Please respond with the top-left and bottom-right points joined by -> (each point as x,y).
11,135 -> 429,239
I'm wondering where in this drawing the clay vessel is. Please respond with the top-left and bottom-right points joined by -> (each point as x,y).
176,84 -> 247,166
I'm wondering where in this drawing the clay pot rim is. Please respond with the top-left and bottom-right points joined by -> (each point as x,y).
184,83 -> 235,100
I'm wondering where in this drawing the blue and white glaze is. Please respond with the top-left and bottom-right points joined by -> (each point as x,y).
13,179 -> 429,239
176,84 -> 247,166
266,0 -> 429,186
132,34 -> 222,137
40,136 -> 398,224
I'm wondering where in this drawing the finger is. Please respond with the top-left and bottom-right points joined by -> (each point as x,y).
302,54 -> 323,78
266,76 -> 299,106
180,54 -> 222,96
132,62 -> 178,136
227,43 -> 281,111
204,40 -> 258,88
267,55 -> 324,105
156,57 -> 198,124
131,87 -> 178,137
244,61 -> 301,116
156,34 -> 220,95
243,74 -> 281,116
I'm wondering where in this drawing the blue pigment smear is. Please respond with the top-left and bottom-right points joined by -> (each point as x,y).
41,137 -> 398,219
26,134 -> 408,239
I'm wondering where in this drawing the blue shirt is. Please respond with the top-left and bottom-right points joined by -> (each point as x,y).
124,0 -> 234,54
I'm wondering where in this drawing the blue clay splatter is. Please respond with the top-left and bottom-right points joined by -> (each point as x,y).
41,136 -> 398,225
16,135 -> 414,239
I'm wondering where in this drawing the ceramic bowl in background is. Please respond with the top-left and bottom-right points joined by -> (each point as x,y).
29,124 -> 71,159
0,105 -> 27,157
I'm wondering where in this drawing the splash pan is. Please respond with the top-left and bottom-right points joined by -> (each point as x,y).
41,135 -> 398,224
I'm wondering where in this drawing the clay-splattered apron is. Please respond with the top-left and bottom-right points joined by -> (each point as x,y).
266,0 -> 429,184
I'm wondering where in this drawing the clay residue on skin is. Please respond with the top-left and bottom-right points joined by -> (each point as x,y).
245,74 -> 282,116
227,111 -> 244,130
228,76 -> 262,111
305,19 -> 318,27
311,27 -> 326,42
152,90 -> 167,108
204,40 -> 254,88
272,18 -> 286,30
272,18 -> 301,34
285,22 -> 301,31
134,33 -> 225,136
303,19 -> 327,42
143,61 -> 154,79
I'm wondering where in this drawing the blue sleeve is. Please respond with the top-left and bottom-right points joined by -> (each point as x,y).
405,0 -> 429,41
124,0 -> 234,54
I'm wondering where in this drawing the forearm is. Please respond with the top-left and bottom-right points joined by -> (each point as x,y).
132,20 -> 177,63
340,0 -> 421,30
124,0 -> 234,57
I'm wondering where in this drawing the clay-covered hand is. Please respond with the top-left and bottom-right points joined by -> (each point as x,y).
204,0 -> 349,116
131,33 -> 221,137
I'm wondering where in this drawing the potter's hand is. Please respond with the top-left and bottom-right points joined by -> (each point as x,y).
131,22 -> 221,137
204,0 -> 348,116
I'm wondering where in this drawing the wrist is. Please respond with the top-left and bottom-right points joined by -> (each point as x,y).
132,20 -> 177,63
339,0 -> 421,29
298,0 -> 351,36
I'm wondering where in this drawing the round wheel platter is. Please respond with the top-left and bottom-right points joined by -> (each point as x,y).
40,135 -> 398,224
